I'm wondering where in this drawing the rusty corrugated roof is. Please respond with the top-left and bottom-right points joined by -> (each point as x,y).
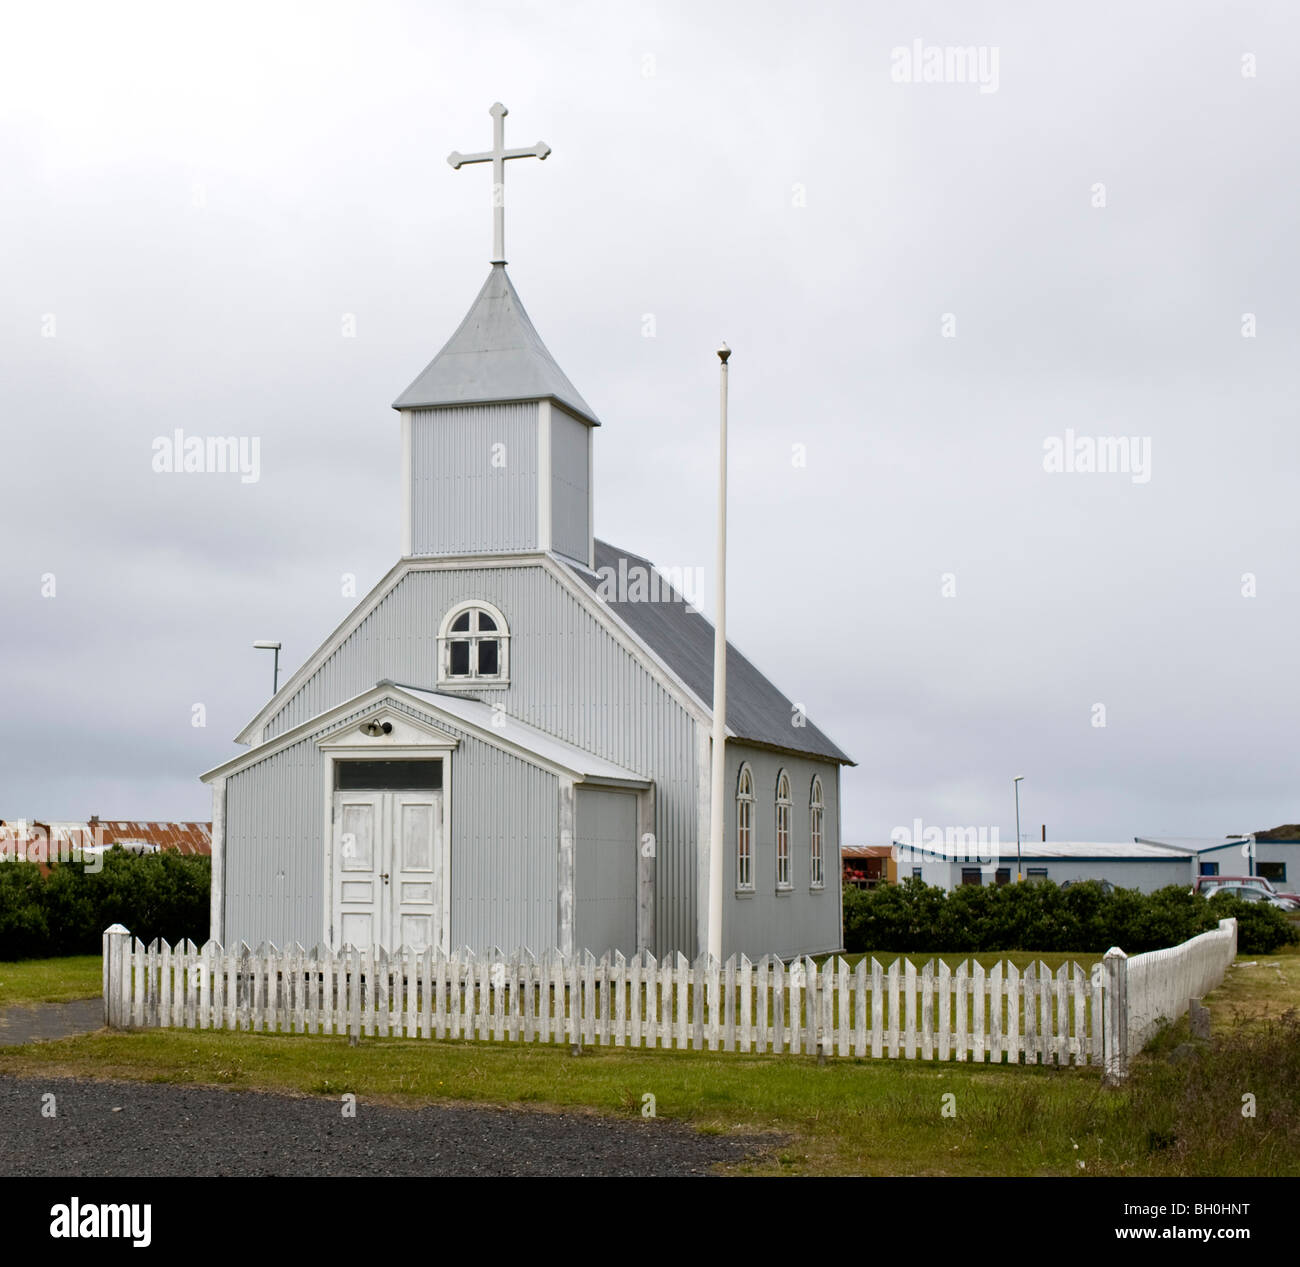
11,820 -> 213,856
841,845 -> 894,859
90,821 -> 212,855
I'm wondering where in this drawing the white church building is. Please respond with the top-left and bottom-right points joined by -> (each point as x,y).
201,105 -> 853,962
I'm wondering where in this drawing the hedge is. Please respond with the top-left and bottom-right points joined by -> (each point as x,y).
842,877 -> 1299,957
0,851 -> 211,960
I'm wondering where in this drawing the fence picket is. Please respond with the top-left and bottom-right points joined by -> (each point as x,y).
157,940 -> 171,1029
626,951 -> 639,1048
989,962 -> 1003,1063
718,955 -> 732,1053
1006,962 -> 1020,1063
954,960 -> 968,1062
920,959 -> 933,1060
1055,964 -> 1069,1065
836,957 -> 849,1057
870,959 -> 883,1059
902,959 -> 917,1060
820,959 -> 834,1058
1038,960 -> 1052,1065
853,959 -> 868,1057
738,955 -> 752,1054
1022,961 -> 1036,1063
886,959 -> 900,1059
972,961 -> 986,1063
937,960 -> 950,1061
785,959 -> 798,1054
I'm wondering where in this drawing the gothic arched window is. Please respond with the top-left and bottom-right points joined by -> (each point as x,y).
736,764 -> 755,891
809,776 -> 825,889
438,601 -> 510,686
775,770 -> 792,890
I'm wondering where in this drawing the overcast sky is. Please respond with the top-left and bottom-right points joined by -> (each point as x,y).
2,0 -> 1296,845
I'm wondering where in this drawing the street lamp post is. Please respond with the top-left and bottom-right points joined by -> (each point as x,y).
253,640 -> 282,695
1013,776 -> 1025,881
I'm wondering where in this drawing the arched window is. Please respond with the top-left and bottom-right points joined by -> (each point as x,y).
775,770 -> 791,889
809,776 -> 825,889
438,601 -> 510,686
736,764 -> 754,891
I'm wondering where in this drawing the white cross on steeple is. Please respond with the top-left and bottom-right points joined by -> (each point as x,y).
447,102 -> 551,265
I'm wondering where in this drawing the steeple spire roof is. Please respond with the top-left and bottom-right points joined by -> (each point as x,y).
392,264 -> 599,425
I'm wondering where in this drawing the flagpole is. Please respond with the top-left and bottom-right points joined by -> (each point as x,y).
708,342 -> 730,962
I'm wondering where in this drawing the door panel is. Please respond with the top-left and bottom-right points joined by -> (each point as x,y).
332,785 -> 445,952
393,793 -> 440,952
335,794 -> 382,948
339,802 -> 376,871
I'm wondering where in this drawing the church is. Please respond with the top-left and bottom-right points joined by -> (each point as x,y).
201,105 -> 853,962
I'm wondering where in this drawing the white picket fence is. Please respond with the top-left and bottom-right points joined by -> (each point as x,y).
1120,917 -> 1238,1055
102,926 -> 1101,1064
101,918 -> 1237,1075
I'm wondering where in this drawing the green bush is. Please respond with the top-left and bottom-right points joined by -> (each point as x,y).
841,877 -> 1298,956
0,850 -> 211,960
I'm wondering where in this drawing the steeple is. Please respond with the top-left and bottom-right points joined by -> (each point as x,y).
392,264 -> 599,426
393,104 -> 596,567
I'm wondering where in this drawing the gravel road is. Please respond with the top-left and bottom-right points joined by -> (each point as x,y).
0,1074 -> 776,1176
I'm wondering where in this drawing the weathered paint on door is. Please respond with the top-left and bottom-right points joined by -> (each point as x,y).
333,790 -> 442,950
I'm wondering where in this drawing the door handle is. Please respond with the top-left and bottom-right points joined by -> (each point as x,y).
380,873 -> 390,884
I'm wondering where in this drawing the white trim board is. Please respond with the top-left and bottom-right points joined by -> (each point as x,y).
207,682 -> 651,790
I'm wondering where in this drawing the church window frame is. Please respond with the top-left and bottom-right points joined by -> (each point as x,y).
775,770 -> 792,891
736,764 -> 755,892
437,600 -> 510,687
809,776 -> 825,889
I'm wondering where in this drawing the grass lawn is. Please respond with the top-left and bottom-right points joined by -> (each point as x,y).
0,956 -> 103,1006
0,947 -> 1296,1175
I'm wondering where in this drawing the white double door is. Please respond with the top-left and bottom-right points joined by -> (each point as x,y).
333,790 -> 444,952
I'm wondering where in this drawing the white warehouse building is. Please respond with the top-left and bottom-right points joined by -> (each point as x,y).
900,838 -> 1260,894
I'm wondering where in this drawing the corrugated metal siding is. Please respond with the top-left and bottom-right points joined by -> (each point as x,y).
224,696 -> 559,952
574,787 -> 637,956
723,744 -> 843,958
550,409 -> 589,564
225,698 -> 386,949
254,565 -> 700,954
449,736 -> 557,953
410,404 -> 538,556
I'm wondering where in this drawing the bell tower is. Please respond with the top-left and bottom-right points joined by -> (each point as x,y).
392,104 -> 597,567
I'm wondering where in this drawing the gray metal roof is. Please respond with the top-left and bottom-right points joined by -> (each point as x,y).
1136,836 -> 1251,855
564,540 -> 854,765
913,840 -> 1196,863
392,264 -> 600,425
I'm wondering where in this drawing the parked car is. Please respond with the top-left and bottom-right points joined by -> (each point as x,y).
1192,874 -> 1300,907
1202,882 -> 1297,911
